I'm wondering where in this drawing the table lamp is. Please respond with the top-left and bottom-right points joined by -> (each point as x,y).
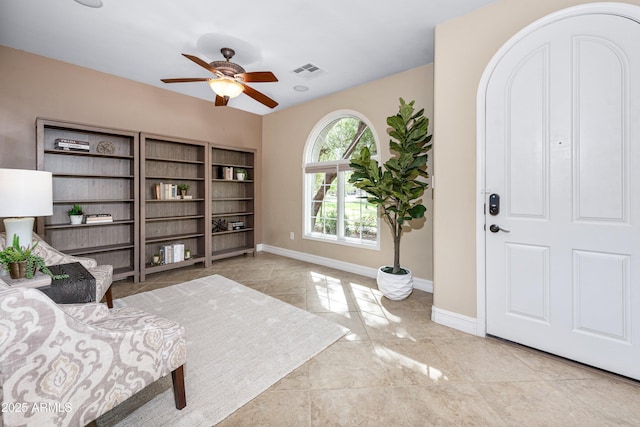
0,168 -> 53,248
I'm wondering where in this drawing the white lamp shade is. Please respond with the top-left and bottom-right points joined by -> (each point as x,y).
208,78 -> 244,98
0,169 -> 53,217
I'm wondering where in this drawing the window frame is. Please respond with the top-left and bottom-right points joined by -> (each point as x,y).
302,110 -> 381,249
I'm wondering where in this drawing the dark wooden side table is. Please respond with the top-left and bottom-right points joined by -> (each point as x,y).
40,262 -> 96,304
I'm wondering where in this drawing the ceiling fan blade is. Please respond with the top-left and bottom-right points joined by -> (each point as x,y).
161,78 -> 210,83
242,84 -> 278,108
239,71 -> 278,83
182,53 -> 219,75
215,95 -> 229,107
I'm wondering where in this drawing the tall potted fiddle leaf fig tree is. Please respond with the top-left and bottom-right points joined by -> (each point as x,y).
349,98 -> 432,300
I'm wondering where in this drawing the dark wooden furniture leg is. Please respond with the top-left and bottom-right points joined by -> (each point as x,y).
171,365 -> 186,409
105,286 -> 113,308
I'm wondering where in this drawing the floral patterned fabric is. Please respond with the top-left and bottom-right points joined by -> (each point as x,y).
0,286 -> 186,427
0,232 -> 113,303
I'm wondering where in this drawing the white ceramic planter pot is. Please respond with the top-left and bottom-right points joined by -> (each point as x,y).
236,172 -> 246,181
69,215 -> 83,225
376,266 -> 413,300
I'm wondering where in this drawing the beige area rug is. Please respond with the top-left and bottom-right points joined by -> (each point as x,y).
96,274 -> 348,426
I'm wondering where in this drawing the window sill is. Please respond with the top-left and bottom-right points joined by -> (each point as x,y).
303,233 -> 380,250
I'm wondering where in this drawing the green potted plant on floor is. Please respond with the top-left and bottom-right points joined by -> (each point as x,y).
0,235 -> 68,280
349,98 -> 432,300
68,203 -> 84,225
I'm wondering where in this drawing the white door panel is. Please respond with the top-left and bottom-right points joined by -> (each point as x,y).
505,243 -> 549,322
506,46 -> 549,219
572,250 -> 630,341
486,13 -> 640,379
574,35 -> 629,223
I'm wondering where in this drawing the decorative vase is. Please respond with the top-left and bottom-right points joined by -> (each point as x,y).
69,215 -> 83,225
8,261 -> 27,279
376,266 -> 413,300
180,190 -> 187,198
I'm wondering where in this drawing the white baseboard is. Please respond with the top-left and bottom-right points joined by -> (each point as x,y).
431,305 -> 481,336
257,244 -> 433,293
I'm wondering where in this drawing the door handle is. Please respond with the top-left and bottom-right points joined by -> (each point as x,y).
489,224 -> 510,233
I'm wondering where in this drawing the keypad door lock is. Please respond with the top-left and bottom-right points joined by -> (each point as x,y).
489,193 -> 500,216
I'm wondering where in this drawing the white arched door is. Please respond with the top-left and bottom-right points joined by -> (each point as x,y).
485,8 -> 640,379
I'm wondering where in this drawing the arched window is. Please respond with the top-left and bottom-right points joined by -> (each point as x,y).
303,111 -> 380,247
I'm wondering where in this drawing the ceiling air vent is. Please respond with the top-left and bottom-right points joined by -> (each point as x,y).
290,63 -> 327,80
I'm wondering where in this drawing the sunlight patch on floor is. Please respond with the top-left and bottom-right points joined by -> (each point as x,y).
310,272 -> 325,283
311,271 -> 352,314
373,343 -> 448,383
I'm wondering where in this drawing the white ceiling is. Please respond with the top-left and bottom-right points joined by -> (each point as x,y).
0,0 -> 495,115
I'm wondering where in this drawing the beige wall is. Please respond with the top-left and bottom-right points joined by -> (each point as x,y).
0,45 -> 263,240
262,65 -> 434,281
433,0 -> 640,318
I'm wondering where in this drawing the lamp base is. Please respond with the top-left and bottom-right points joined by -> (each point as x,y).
3,217 -> 35,248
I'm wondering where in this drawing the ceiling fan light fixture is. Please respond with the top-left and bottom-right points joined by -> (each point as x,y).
208,78 -> 244,99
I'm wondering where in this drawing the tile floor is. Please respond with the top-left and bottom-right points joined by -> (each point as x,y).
109,252 -> 640,426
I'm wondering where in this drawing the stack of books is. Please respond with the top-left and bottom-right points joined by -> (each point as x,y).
228,221 -> 245,231
159,243 -> 185,264
85,214 -> 113,224
223,167 -> 234,180
54,138 -> 90,152
154,183 -> 179,200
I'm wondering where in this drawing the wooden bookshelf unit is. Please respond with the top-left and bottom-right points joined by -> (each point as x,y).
140,133 -> 210,281
210,145 -> 255,260
36,120 -> 257,283
36,118 -> 140,282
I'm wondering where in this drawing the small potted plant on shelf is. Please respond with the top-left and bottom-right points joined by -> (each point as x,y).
177,183 -> 190,199
349,98 -> 432,300
68,204 -> 84,225
235,168 -> 247,181
151,253 -> 160,266
0,235 -> 68,280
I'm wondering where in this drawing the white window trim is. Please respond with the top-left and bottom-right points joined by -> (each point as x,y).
302,109 -> 381,249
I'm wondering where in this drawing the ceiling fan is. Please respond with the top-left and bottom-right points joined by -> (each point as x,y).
161,47 -> 279,108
